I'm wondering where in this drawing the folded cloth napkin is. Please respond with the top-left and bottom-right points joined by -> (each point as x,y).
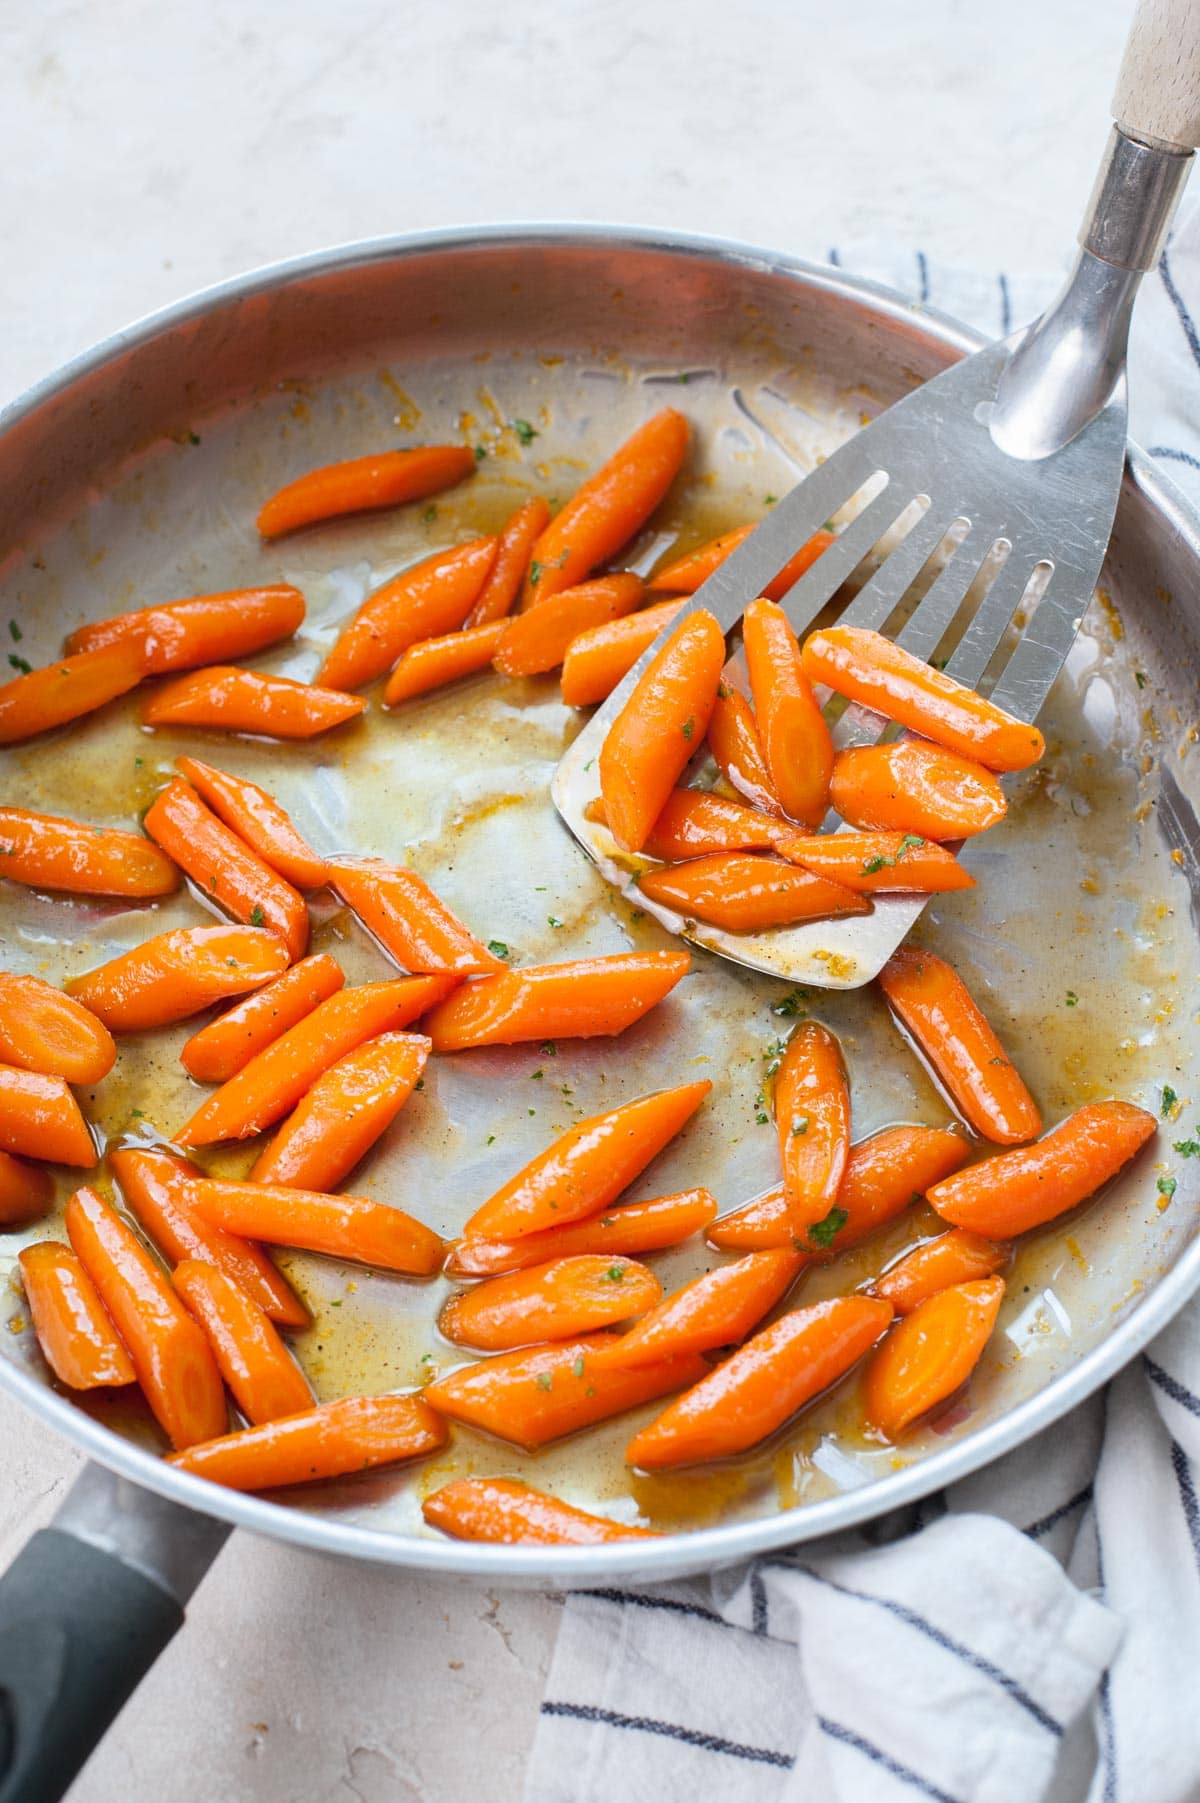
524,204 -> 1200,1803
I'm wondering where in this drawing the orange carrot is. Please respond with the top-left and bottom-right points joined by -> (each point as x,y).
0,642 -> 145,745
0,807 -> 179,899
559,599 -> 686,707
599,610 -> 726,852
421,950 -> 689,1052
636,853 -> 870,932
168,1393 -> 446,1489
18,1242 -> 136,1390
143,778 -> 309,962
519,409 -> 690,606
0,972 -> 116,1083
328,857 -> 501,977
176,975 -> 453,1145
446,1188 -> 718,1277
778,830 -> 975,895
801,627 -> 1045,772
250,1031 -> 429,1191
626,1295 -> 893,1468
174,757 -> 328,890
439,1256 -> 662,1351
65,1184 -> 226,1448
66,585 -> 306,673
382,621 -> 507,706
68,925 -> 289,1033
257,445 -> 476,538
863,1277 -> 1004,1438
878,947 -> 1041,1145
830,740 -> 1007,839
142,665 -> 365,739
494,574 -> 644,677
706,683 -> 782,816
0,1067 -> 95,1166
648,524 -> 835,599
318,538 -> 498,691
586,790 -> 793,859
742,598 -> 833,829
172,1259 -> 313,1424
0,1150 -> 54,1227
191,1179 -> 444,1276
775,1021 -> 851,1228
591,1247 -> 803,1369
110,1146 -> 308,1329
423,1335 -> 708,1450
466,497 -> 552,626
463,1080 -> 711,1241
872,1230 -> 1011,1315
423,1477 -> 659,1545
927,1101 -> 1156,1237
709,1124 -> 968,1252
180,953 -> 345,1085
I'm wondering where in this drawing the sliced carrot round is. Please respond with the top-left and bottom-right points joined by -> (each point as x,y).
0,972 -> 116,1084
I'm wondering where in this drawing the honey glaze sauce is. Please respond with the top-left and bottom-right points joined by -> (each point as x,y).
1,352 -> 1197,1542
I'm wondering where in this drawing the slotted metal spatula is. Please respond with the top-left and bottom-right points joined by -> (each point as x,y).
554,0 -> 1200,988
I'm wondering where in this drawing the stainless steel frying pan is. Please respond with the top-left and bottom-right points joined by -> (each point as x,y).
1,226 -> 1198,1802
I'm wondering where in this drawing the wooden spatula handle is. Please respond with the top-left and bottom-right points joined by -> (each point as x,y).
1113,0 -> 1200,151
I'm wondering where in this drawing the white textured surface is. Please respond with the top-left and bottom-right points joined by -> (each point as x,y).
0,1 -> 1134,1796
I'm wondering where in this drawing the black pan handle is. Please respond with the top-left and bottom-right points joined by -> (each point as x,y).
0,1463 -> 228,1803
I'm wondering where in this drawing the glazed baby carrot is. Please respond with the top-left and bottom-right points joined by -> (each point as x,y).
191,1179 -> 444,1275
742,598 -> 834,829
590,1247 -> 803,1370
778,830 -> 974,895
66,585 -> 306,673
0,1067 -> 95,1166
493,574 -> 644,677
585,790 -> 793,859
926,1100 -> 1156,1237
69,926 -> 289,1033
423,1477 -> 659,1545
0,807 -> 179,899
110,1147 -> 308,1329
829,740 -> 1007,840
318,538 -> 498,691
439,1255 -> 661,1351
775,1021 -> 851,1228
598,609 -> 726,852
463,1079 -> 711,1241
142,666 -> 365,739
383,621 -> 507,706
423,1335 -> 708,1450
0,1150 -> 54,1227
649,524 -> 835,599
708,1124 -> 968,1252
872,1229 -> 1010,1315
65,1184 -> 226,1448
168,1392 -> 447,1489
420,950 -> 690,1052
0,641 -> 145,745
179,954 -> 345,1084
176,975 -> 453,1145
0,972 -> 116,1083
174,758 -> 327,890
250,1031 -> 430,1191
446,1188 -> 718,1278
143,778 -> 309,962
519,408 -> 690,606
172,1260 -> 313,1424
636,854 -> 870,932
879,947 -> 1041,1145
801,627 -> 1045,772
257,445 -> 476,538
863,1277 -> 1004,1438
559,599 -> 687,707
18,1242 -> 136,1390
328,857 -> 502,976
706,683 -> 782,816
626,1295 -> 893,1468
466,496 -> 552,626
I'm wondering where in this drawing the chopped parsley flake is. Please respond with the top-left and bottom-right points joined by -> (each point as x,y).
572,1355 -> 585,1378
487,940 -> 510,959
423,504 -> 438,522
547,915 -> 563,928
1163,1085 -> 1179,1117
1173,1132 -> 1200,1158
531,1069 -> 544,1081
7,654 -> 31,674
536,1372 -> 553,1390
897,834 -> 926,856
863,854 -> 891,875
681,716 -> 695,741
1135,671 -> 1148,690
1158,1175 -> 1178,1200
486,1134 -> 495,1146
511,418 -> 538,445
772,989 -> 808,1017
540,1041 -> 557,1057
1064,990 -> 1079,1007
250,904 -> 265,927
474,443 -> 487,461
791,1114 -> 810,1137
7,621 -> 21,642
603,1265 -> 625,1282
806,1205 -> 848,1250
764,494 -> 778,505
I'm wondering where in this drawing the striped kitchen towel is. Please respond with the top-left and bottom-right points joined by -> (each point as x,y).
525,200 -> 1200,1803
